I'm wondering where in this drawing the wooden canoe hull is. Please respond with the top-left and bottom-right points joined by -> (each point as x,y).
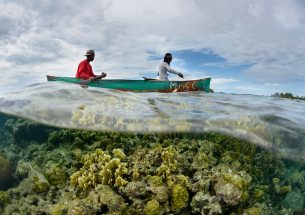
47,75 -> 211,93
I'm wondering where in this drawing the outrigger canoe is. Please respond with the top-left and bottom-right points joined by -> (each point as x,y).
47,75 -> 211,93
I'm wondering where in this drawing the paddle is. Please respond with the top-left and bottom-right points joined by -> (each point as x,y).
178,73 -> 184,79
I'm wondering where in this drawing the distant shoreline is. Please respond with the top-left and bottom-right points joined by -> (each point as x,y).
272,92 -> 305,100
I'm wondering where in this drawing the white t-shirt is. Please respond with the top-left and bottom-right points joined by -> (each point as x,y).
157,62 -> 180,81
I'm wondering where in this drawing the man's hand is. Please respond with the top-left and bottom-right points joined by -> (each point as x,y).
90,72 -> 107,81
100,72 -> 107,79
178,73 -> 184,78
96,72 -> 107,80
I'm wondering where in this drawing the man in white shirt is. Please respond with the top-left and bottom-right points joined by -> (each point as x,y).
157,53 -> 184,81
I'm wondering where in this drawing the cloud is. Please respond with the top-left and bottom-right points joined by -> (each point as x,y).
264,82 -> 280,87
210,78 -> 239,93
1,0 -> 305,92
212,78 -> 239,85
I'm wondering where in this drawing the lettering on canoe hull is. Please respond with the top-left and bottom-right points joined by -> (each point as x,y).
170,80 -> 199,92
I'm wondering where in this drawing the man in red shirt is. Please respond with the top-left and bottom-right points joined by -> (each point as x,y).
76,49 -> 107,80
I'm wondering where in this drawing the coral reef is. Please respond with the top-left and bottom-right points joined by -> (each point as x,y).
0,114 -> 303,214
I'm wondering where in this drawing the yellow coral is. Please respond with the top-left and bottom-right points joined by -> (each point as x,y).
131,168 -> 140,180
278,185 -> 291,194
147,175 -> 163,187
176,174 -> 189,186
272,177 -> 291,194
70,148 -> 128,191
113,148 -> 126,160
243,207 -> 262,215
144,199 -> 161,215
156,146 -> 179,187
51,203 -> 68,215
0,191 -> 10,206
171,184 -> 189,210
253,188 -> 265,201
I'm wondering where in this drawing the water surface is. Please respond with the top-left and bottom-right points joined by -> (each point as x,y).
0,81 -> 304,161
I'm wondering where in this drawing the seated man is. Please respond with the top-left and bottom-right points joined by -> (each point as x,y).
76,49 -> 107,80
157,53 -> 184,81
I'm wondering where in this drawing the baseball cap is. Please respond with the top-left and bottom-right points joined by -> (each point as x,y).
84,49 -> 95,56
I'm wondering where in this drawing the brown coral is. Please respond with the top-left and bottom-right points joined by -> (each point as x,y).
0,155 -> 12,189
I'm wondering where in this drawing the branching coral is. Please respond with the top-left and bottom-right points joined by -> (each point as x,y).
156,146 -> 179,187
70,148 -> 128,192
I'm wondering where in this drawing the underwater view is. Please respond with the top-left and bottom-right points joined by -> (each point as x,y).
1,83 -> 305,214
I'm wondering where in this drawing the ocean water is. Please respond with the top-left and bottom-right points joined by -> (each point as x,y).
0,82 -> 305,214
0,82 -> 305,161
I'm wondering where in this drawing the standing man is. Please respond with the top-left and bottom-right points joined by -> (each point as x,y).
76,49 -> 107,80
157,53 -> 184,81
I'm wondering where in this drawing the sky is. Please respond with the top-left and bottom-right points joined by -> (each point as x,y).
1,0 -> 305,96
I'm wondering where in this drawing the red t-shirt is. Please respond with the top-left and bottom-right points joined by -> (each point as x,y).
75,59 -> 96,79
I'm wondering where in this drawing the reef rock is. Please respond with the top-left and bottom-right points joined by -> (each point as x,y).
213,165 -> 251,206
84,185 -> 127,214
13,161 -> 50,194
190,191 -> 222,215
214,180 -> 242,206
